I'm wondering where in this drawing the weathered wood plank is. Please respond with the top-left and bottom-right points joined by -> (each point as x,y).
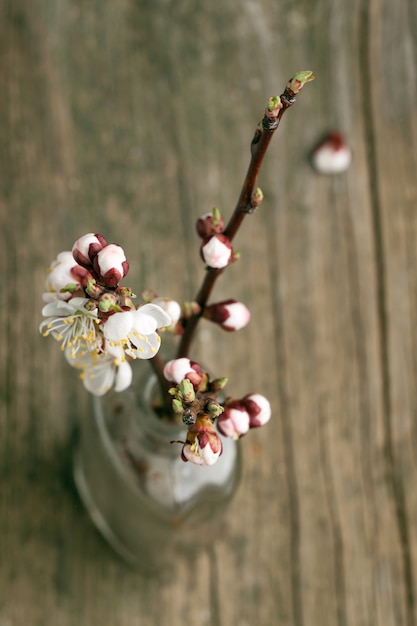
1,0 -> 417,625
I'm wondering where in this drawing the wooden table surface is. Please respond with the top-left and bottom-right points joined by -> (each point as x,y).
1,1 -> 417,625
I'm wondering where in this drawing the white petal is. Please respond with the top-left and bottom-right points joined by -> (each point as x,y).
42,301 -> 71,317
114,361 -> 132,392
131,332 -> 161,359
42,291 -> 71,303
182,444 -> 205,465
42,297 -> 89,318
151,298 -> 181,326
69,297 -> 91,310
103,311 -> 133,342
200,446 -> 221,465
83,361 -> 115,396
105,342 -> 124,359
134,304 -> 171,332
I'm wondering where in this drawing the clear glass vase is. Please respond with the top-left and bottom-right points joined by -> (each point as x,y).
73,360 -> 242,572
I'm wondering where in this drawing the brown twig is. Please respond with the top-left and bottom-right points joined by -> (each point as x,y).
148,71 -> 314,417
177,86 -> 303,358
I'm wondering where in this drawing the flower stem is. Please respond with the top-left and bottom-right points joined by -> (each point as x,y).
177,86 -> 300,358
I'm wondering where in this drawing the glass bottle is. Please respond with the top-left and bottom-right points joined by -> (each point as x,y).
73,361 -> 241,573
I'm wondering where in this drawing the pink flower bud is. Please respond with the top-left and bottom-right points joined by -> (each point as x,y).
164,358 -> 193,384
217,402 -> 250,439
72,233 -> 108,268
163,358 -> 205,390
201,234 -> 233,269
204,299 -> 250,331
241,393 -> 271,428
312,131 -> 351,174
196,210 -> 224,238
182,428 -> 223,466
93,244 -> 129,287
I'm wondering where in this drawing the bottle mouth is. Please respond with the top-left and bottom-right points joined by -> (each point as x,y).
92,371 -> 186,461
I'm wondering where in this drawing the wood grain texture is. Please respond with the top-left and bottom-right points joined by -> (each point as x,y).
1,0 -> 416,624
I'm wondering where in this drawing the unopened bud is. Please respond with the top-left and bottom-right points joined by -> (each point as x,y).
94,244 -> 129,288
201,234 -> 233,269
196,208 -> 225,238
84,299 -> 98,311
205,399 -> 224,418
182,301 -> 201,319
85,278 -> 103,298
117,286 -> 136,298
211,377 -> 228,392
266,95 -> 283,119
179,378 -> 195,404
151,296 -> 182,329
287,70 -> 315,95
72,233 -> 108,268
251,187 -> 264,207
217,402 -> 250,440
311,131 -> 351,174
98,292 -> 118,312
241,393 -> 271,428
164,358 -> 193,384
172,398 -> 184,415
164,358 -> 207,391
204,299 -> 250,332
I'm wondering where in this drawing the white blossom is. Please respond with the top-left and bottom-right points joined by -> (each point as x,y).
40,297 -> 101,354
103,303 -> 171,360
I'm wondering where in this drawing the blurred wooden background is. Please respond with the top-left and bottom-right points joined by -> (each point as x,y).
1,0 -> 417,624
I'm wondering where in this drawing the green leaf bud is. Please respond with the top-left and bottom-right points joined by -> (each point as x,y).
266,96 -> 282,119
211,377 -> 228,392
287,70 -> 315,94
205,399 -> 224,418
172,398 -> 184,415
179,378 -> 195,404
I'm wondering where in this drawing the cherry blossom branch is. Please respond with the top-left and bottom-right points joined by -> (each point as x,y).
176,71 -> 314,359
